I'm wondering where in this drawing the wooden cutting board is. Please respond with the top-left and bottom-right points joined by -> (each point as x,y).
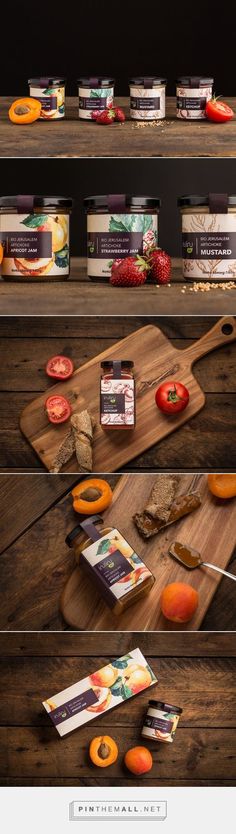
20,316 -> 236,472
60,473 -> 236,631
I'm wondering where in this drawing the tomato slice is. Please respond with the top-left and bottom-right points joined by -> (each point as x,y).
45,395 -> 72,424
206,98 -> 234,123
46,355 -> 74,380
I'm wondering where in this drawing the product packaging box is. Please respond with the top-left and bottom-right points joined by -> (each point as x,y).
42,648 -> 158,737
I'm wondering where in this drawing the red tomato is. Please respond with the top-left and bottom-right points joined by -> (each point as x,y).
155,381 -> 189,414
206,98 -> 234,123
46,355 -> 74,380
45,395 -> 72,424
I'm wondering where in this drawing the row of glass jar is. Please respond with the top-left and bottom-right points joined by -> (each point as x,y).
28,76 -> 214,121
0,192 -> 235,282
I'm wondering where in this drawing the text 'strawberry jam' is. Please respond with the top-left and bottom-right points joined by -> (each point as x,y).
142,700 -> 183,743
178,193 -> 236,281
84,194 -> 160,280
66,515 -> 155,615
100,360 -> 135,429
28,77 -> 66,119
129,77 -> 166,120
176,76 -> 213,119
0,195 -> 72,281
78,77 -> 115,120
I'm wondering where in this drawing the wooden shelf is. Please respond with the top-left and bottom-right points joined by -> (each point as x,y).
1,97 -> 236,158
1,257 -> 235,315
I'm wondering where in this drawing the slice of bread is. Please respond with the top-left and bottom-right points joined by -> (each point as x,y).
71,410 -> 94,471
50,427 -> 75,473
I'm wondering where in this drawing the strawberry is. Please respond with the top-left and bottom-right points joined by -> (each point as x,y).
114,106 -> 125,122
91,110 -> 101,120
147,247 -> 171,284
110,255 -> 149,287
96,108 -> 115,124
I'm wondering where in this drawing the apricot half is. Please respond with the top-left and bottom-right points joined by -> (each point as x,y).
124,746 -> 153,775
9,97 -> 41,124
160,582 -> 199,623
89,735 -> 118,768
208,473 -> 236,499
0,243 -> 4,265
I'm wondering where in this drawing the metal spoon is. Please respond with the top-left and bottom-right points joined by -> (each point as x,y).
169,541 -> 236,582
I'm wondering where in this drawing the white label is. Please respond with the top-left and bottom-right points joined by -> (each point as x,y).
0,212 -> 70,278
130,85 -> 165,120
87,211 -> 158,278
81,528 -> 152,601
78,86 -> 114,119
29,85 -> 65,119
181,210 -> 236,279
176,85 -> 212,119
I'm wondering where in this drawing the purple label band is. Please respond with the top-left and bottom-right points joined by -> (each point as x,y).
0,230 -> 52,258
182,231 -> 236,259
131,96 -> 160,110
177,96 -> 206,110
87,231 -> 143,258
144,716 -> 173,732
107,194 -> 127,213
95,549 -> 134,588
79,96 -> 108,110
16,195 -> 34,214
49,688 -> 99,725
38,95 -> 58,111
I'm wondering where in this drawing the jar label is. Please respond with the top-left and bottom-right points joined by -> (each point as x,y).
131,96 -> 160,110
79,87 -> 114,118
177,95 -> 206,111
87,212 -> 158,277
144,715 -> 173,733
30,86 -> 65,119
81,528 -> 152,604
0,212 -> 70,278
181,211 -> 236,279
79,96 -> 108,110
101,378 -> 135,426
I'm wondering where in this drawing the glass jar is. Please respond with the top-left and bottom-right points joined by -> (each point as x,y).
142,700 -> 183,743
100,360 -> 135,429
78,77 -> 115,119
178,193 -> 236,281
176,76 -> 213,119
0,195 -> 73,281
28,77 -> 66,119
84,194 -> 160,280
66,515 -> 155,615
129,77 -> 167,120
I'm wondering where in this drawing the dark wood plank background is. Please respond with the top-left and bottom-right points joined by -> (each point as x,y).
1,98 -> 236,158
0,632 -> 235,786
0,473 -> 235,632
1,258 -> 235,317
0,316 -> 235,472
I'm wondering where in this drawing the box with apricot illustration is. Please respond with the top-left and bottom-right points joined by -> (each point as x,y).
42,648 -> 158,737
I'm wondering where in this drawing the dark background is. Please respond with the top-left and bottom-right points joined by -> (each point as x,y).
1,157 -> 236,256
1,0 -> 235,97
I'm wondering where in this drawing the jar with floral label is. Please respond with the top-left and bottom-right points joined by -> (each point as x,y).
66,515 -> 155,615
178,193 -> 236,281
0,195 -> 72,281
142,700 -> 183,743
84,194 -> 160,280
129,77 -> 166,120
100,360 -> 135,429
78,77 -> 115,119
28,77 -> 66,119
176,77 -> 213,119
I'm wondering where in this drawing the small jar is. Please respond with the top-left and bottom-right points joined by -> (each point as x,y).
28,77 -> 66,119
100,360 -> 135,429
66,515 -> 155,615
129,77 -> 167,120
142,700 -> 183,743
0,195 -> 73,281
176,76 -> 213,119
78,77 -> 115,119
178,193 -> 236,281
84,194 -> 160,280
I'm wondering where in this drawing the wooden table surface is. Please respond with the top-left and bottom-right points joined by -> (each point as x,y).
0,473 -> 236,632
1,258 -> 236,316
0,316 -> 235,472
1,97 -> 236,158
1,631 -> 235,786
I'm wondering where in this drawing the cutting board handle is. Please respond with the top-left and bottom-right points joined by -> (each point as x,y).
185,316 -> 236,365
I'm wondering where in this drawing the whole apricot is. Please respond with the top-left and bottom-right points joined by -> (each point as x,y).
124,664 -> 152,693
160,582 -> 199,623
90,664 -> 118,688
124,746 -> 153,775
